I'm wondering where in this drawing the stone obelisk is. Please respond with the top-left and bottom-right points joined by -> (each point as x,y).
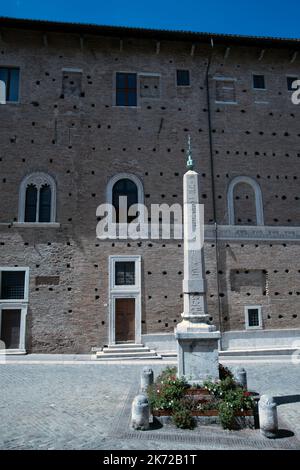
175,137 -> 220,385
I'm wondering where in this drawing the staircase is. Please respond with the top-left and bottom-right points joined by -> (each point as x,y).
92,343 -> 162,360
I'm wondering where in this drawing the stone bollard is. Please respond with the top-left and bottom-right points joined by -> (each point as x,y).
131,394 -> 150,431
258,395 -> 278,438
234,367 -> 247,389
141,367 -> 154,393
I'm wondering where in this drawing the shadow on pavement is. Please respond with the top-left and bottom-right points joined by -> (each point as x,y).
276,429 -> 295,439
274,395 -> 300,405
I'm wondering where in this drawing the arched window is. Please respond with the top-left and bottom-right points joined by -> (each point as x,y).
19,173 -> 57,223
112,178 -> 138,223
106,173 -> 144,224
227,176 -> 264,226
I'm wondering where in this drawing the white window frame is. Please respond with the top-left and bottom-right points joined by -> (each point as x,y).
227,176 -> 264,226
0,267 -> 29,354
0,303 -> 27,353
214,76 -> 237,105
245,305 -> 263,330
108,255 -> 142,345
252,73 -> 266,91
0,267 -> 29,303
105,173 -> 145,233
18,172 -> 57,224
0,65 -> 21,104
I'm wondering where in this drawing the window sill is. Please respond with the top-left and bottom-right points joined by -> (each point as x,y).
0,101 -> 20,105
215,101 -> 238,105
245,326 -> 263,330
112,105 -> 141,109
13,222 -> 60,228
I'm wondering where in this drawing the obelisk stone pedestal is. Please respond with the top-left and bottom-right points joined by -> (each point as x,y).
176,322 -> 220,385
175,143 -> 220,385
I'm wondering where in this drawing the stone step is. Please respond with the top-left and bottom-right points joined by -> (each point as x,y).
107,343 -> 144,349
95,350 -> 162,360
94,354 -> 162,361
220,347 -> 298,357
102,346 -> 151,354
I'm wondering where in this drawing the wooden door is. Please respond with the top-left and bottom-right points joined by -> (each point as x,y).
115,298 -> 135,343
1,309 -> 21,349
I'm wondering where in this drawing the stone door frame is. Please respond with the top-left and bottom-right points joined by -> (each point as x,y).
108,255 -> 142,345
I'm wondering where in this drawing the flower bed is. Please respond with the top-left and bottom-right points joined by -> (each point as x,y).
148,366 -> 256,430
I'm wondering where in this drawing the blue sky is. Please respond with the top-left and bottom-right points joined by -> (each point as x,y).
0,0 -> 299,39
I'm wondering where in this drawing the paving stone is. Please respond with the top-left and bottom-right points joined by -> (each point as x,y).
0,358 -> 299,449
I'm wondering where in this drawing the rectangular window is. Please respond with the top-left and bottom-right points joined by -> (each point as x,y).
287,76 -> 298,91
0,271 -> 25,300
215,79 -> 236,103
245,306 -> 262,329
115,261 -> 135,286
116,72 -> 137,106
0,67 -> 20,102
177,70 -> 190,86
253,74 -> 266,90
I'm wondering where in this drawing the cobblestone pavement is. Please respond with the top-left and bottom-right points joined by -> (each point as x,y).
0,356 -> 299,449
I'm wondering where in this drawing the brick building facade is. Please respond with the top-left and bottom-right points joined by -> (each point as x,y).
0,17 -> 299,354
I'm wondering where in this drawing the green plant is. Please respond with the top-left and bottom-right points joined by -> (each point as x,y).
203,376 -> 255,430
148,367 -> 188,412
196,399 -> 220,412
203,376 -> 237,398
218,401 -> 235,429
172,404 -> 196,430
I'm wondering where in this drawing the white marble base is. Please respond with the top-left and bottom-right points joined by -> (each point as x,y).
175,320 -> 221,385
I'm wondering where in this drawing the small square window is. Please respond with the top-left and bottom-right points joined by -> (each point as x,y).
116,73 -> 137,106
0,67 -> 20,102
248,308 -> 259,327
0,271 -> 25,300
177,70 -> 190,87
287,76 -> 298,91
115,262 -> 135,286
245,306 -> 262,329
253,75 -> 266,90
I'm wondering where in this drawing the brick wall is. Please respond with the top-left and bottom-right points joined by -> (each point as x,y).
0,26 -> 299,352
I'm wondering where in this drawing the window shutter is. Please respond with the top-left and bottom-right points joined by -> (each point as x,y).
25,184 -> 37,222
39,184 -> 52,222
